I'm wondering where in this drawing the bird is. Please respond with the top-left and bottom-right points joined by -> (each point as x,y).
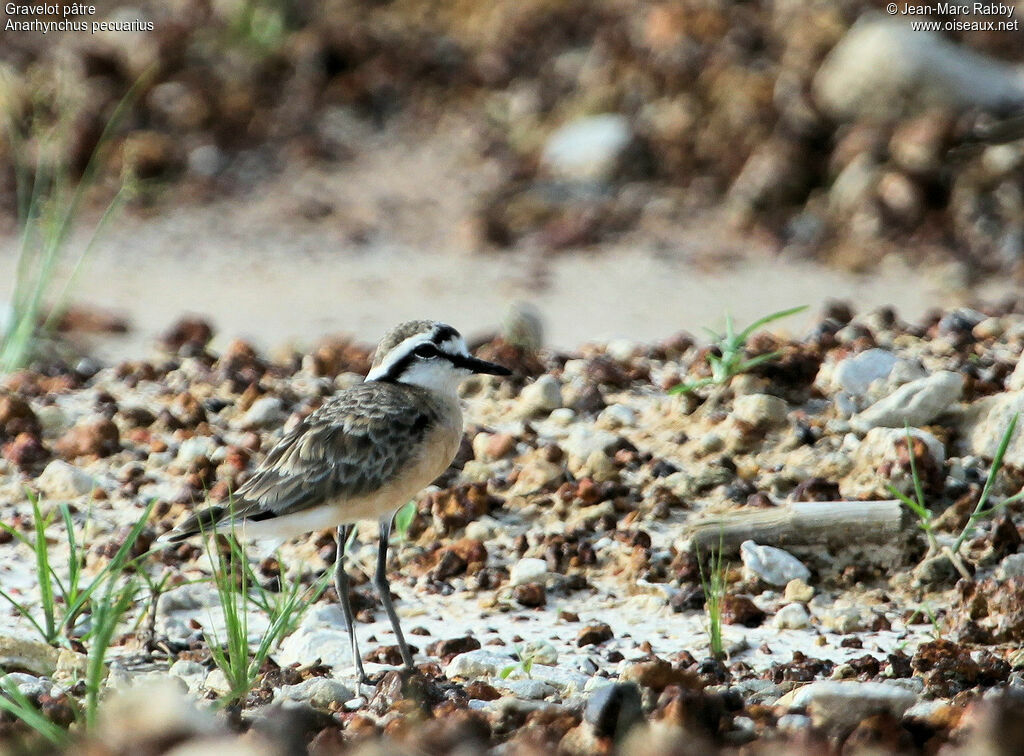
164,320 -> 512,682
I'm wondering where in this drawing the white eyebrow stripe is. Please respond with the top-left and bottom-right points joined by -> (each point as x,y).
365,333 -> 433,381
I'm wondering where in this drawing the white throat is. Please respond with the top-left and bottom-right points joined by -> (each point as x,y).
394,361 -> 467,396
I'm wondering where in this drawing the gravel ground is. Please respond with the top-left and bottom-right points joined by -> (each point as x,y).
4,302 -> 1024,753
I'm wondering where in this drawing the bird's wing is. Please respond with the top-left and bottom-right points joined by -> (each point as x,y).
166,384 -> 435,539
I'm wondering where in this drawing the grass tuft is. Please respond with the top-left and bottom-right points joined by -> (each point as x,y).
669,306 -> 807,395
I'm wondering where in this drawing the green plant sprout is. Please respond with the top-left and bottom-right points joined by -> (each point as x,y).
0,494 -> 154,646
500,643 -> 536,680
392,500 -> 417,543
669,306 -> 808,394
892,414 -> 1024,576
697,542 -> 727,661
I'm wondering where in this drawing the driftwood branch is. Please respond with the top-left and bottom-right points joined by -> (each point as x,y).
686,500 -> 909,555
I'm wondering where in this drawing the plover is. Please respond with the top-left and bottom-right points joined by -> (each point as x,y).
166,320 -> 511,681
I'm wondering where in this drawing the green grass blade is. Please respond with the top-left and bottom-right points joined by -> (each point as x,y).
736,305 -> 808,342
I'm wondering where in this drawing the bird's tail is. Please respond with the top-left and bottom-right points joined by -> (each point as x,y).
159,505 -> 228,543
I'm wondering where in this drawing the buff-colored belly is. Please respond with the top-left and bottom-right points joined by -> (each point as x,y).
240,422 -> 462,540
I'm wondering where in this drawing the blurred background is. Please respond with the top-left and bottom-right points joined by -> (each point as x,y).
1,0 -> 1023,362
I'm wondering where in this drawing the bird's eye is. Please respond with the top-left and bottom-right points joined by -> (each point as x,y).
413,344 -> 439,358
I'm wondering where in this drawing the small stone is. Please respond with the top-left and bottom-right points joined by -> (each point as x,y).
722,595 -> 767,627
203,669 -> 232,695
740,541 -> 811,587
55,416 -> 120,459
620,656 -> 696,691
0,395 -> 40,440
998,554 -> 1024,581
792,680 -> 917,732
597,404 -> 636,429
584,682 -> 644,739
820,605 -> 868,634
850,371 -> 963,432
36,460 -> 97,499
576,623 -> 614,647
732,394 -> 788,428
426,636 -> 481,660
560,426 -> 620,468
516,375 -> 562,418
278,677 -> 353,710
445,650 -> 515,679
830,349 -> 901,397
510,558 -> 548,586
784,579 -> 815,603
961,392 -> 1024,467
774,603 -> 812,630
240,397 -> 284,429
540,114 -> 634,183
513,582 -> 546,608
0,636 -> 60,676
495,678 -> 556,700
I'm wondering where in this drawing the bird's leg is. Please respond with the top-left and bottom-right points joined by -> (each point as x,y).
375,516 -> 416,671
335,523 -> 369,684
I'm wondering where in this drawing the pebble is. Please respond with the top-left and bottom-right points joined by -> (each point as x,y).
175,436 -> 217,465
961,392 -> 1024,467
517,375 -> 563,417
540,113 -> 634,183
850,371 -> 963,432
774,603 -> 812,630
240,396 -> 285,429
784,579 -> 815,603
584,682 -> 644,738
560,425 -> 620,467
510,557 -> 548,586
276,628 -> 355,671
997,553 -> 1024,581
829,348 -> 901,397
577,623 -> 614,647
203,669 -> 232,695
818,605 -> 869,634
740,540 -> 811,587
36,459 -> 97,499
732,394 -> 788,428
597,404 -> 636,429
494,678 -> 556,700
278,677 -> 354,710
787,680 -> 917,731
445,649 -> 516,679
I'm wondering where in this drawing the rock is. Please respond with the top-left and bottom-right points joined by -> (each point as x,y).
1008,360 -> 1024,392
584,682 -> 644,739
496,678 -> 556,700
620,656 -> 696,691
774,603 -> 812,630
740,540 -> 811,587
3,673 -> 49,699
830,349 -> 901,398
36,459 -> 97,499
955,578 -> 1024,642
175,435 -> 217,465
722,595 -> 766,627
998,554 -> 1024,581
732,395 -> 788,428
960,392 -> 1024,467
240,397 -> 284,429
278,677 -> 353,710
55,416 -> 120,458
513,582 -> 546,607
819,605 -> 869,634
524,664 -> 591,694
517,375 -> 563,417
540,114 -> 634,183
0,636 -> 60,676
577,623 -> 614,647
203,669 -> 232,695
95,680 -> 222,752
813,14 -> 1024,121
560,426 -> 621,469
426,636 -> 481,660
168,659 -> 207,691
842,426 -> 945,498
510,557 -> 548,586
276,629 -> 355,671
597,404 -> 636,429
784,579 -> 815,603
0,395 -> 40,440
445,650 -> 515,680
788,680 -> 916,732
850,371 -> 962,432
